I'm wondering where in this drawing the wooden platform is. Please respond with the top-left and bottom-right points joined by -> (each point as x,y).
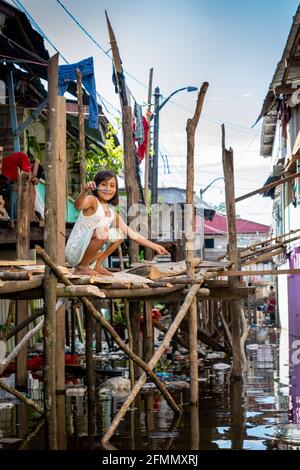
0,258 -> 255,300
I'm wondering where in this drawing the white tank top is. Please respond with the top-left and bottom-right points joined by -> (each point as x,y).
65,198 -> 115,265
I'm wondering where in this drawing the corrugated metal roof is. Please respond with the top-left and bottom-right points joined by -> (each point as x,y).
204,213 -> 270,235
259,4 -> 300,157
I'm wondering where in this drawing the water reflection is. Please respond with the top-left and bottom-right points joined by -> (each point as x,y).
1,326 -> 300,450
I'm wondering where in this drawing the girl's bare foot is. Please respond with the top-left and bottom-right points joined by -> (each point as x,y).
74,265 -> 101,276
94,265 -> 113,276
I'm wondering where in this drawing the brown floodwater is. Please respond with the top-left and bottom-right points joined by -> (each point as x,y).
1,326 -> 300,450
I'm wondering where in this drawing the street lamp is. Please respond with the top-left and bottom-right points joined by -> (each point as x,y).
150,85 -> 198,203
200,177 -> 225,200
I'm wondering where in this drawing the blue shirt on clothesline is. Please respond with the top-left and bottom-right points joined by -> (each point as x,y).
58,57 -> 98,129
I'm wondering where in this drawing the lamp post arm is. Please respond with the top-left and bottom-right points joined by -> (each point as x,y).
150,87 -> 189,121
157,87 -> 189,113
200,177 -> 225,197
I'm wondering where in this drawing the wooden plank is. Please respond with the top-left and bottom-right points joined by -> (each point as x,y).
127,258 -> 203,279
235,172 -> 300,203
101,284 -> 184,299
0,260 -> 37,266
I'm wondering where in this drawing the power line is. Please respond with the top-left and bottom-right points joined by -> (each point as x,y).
54,0 -> 259,136
11,0 -> 120,118
11,0 -> 69,63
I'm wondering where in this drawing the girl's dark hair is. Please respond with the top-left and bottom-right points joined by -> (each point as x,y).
92,169 -> 119,206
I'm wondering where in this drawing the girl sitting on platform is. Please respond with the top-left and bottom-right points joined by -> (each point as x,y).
65,169 -> 169,276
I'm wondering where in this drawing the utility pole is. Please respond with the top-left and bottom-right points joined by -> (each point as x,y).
152,86 -> 160,204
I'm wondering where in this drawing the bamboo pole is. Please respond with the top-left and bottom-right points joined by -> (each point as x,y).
101,283 -> 201,447
44,52 -> 59,449
76,69 -> 86,187
186,81 -> 209,406
35,245 -> 179,413
222,124 -> 243,380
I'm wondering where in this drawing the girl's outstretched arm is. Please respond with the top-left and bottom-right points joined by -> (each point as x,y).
74,181 -> 97,210
115,213 -> 169,255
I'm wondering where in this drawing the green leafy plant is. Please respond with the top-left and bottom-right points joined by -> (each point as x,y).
85,121 -> 123,179
26,131 -> 42,160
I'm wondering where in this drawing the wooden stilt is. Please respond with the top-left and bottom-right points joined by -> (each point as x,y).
43,53 -> 59,449
221,124 -> 243,380
124,300 -> 134,389
85,306 -> 96,436
101,283 -> 201,447
186,81 -> 209,406
144,300 -> 153,363
36,246 -> 180,413
76,69 -> 86,187
55,95 -> 67,450
16,171 -> 31,389
122,106 -> 140,264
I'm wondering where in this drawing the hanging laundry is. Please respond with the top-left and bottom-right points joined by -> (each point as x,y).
112,65 -> 128,107
133,116 -> 149,163
278,95 -> 290,141
133,102 -> 144,145
58,57 -> 98,129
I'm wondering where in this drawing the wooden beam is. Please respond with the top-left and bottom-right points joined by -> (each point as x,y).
0,272 -> 30,280
235,172 -> 300,203
242,247 -> 284,266
221,268 -> 300,277
0,260 -> 36,266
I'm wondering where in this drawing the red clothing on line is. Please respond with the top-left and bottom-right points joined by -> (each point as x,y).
2,152 -> 31,182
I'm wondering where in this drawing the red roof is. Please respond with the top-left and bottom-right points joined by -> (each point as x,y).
204,213 -> 270,235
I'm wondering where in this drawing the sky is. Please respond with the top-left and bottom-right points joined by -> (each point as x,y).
7,0 -> 300,224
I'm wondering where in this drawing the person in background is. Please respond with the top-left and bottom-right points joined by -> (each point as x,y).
267,285 -> 276,324
2,151 -> 39,185
2,151 -> 42,219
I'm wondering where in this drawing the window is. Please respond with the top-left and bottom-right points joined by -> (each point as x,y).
204,238 -> 214,249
